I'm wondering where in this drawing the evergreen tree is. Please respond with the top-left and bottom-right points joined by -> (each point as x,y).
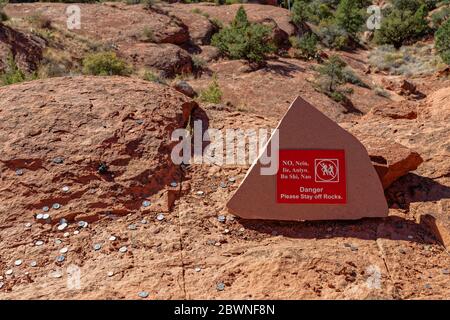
435,19 -> 450,64
334,0 -> 365,36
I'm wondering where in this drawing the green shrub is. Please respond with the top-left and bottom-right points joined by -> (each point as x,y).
82,52 -> 131,76
211,6 -> 275,66
27,13 -> 52,29
317,22 -> 350,50
374,5 -> 430,48
142,70 -> 166,84
435,19 -> 450,64
291,0 -> 309,26
334,0 -> 365,36
1,54 -> 26,86
316,54 -> 346,93
199,75 -> 222,103
142,27 -> 154,42
290,33 -> 319,60
192,55 -> 206,70
431,6 -> 450,29
342,67 -> 369,88
0,0 -> 8,22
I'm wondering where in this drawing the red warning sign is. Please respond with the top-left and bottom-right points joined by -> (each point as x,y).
277,150 -> 346,204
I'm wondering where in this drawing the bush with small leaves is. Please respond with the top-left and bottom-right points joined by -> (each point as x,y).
199,75 -> 222,104
82,52 -> 131,76
290,33 -> 319,60
435,19 -> 450,64
0,0 -> 8,22
1,53 -> 26,86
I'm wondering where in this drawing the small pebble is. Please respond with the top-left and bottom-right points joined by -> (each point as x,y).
138,291 -> 149,299
140,219 -> 148,225
107,271 -> 114,277
142,200 -> 151,208
56,255 -> 65,263
62,186 -> 70,193
25,222 -> 32,228
63,232 -> 70,238
109,236 -> 117,241
157,214 -> 165,221
59,247 -> 68,254
5,269 -> 13,276
407,235 -> 414,239
16,169 -> 24,176
196,191 -> 204,196
119,246 -> 128,253
57,223 -> 68,231
35,240 -> 44,246
216,283 -> 225,291
42,206 -> 50,212
442,269 -> 449,275
224,229 -> 230,234
93,243 -> 102,251
30,261 -> 37,267
219,182 -> 227,188
195,267 -> 201,272
52,203 -> 61,210
424,284 -> 432,289
55,239 -> 62,245
73,230 -> 80,235
0,282 -> 3,289
228,177 -> 236,183
51,271 -> 63,278
14,259 -> 22,266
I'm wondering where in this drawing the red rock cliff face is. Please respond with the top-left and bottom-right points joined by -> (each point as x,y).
0,76 -> 197,225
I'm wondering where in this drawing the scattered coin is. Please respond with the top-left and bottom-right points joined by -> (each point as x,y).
217,215 -> 226,223
142,200 -> 151,208
214,242 -> 221,247
78,221 -> 88,228
30,261 -> 37,267
55,239 -> 62,245
216,282 -> 225,291
219,182 -> 227,188
5,269 -> 13,275
62,186 -> 70,193
170,181 -> 178,188
228,177 -> 236,183
119,246 -> 128,253
63,232 -> 70,238
128,224 -> 137,230
14,259 -> 22,266
73,230 -> 80,235
56,255 -> 65,263
36,213 -> 44,220
35,240 -> 44,246
93,243 -> 102,251
42,206 -> 50,212
42,213 -> 50,220
157,214 -> 165,221
25,222 -> 32,228
16,169 -> 24,176
138,291 -> 149,298
195,267 -> 201,272
107,271 -> 114,277
224,229 -> 230,234
140,219 -> 148,225
52,203 -> 61,210
196,191 -> 204,196
57,223 -> 67,231
51,271 -> 63,278
0,282 -> 3,289
53,157 -> 64,164
109,236 -> 117,241
59,247 -> 68,254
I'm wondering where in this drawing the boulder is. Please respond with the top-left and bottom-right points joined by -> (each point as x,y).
173,80 -> 196,98
122,43 -> 192,77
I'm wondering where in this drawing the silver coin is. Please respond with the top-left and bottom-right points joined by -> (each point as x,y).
16,169 -> 24,176
35,240 -> 44,246
73,230 -> 80,235
140,219 -> 148,225
142,200 -> 151,208
25,222 -> 32,228
195,267 -> 201,272
138,291 -> 149,298
93,243 -> 102,251
119,246 -> 128,253
5,269 -> 13,275
62,186 -> 70,193
63,232 -> 70,237
107,271 -> 114,277
30,261 -> 37,267
14,259 -> 22,266
56,255 -> 65,263
55,239 -> 62,245
78,221 -> 88,228
217,215 -> 226,223
42,206 -> 50,212
53,157 -> 64,164
57,223 -> 67,231
36,213 -> 44,220
157,214 -> 165,221
0,282 -> 4,289
228,177 -> 236,183
59,247 -> 68,254
196,191 -> 204,196
52,203 -> 61,210
42,213 -> 50,220
216,283 -> 225,291
224,229 -> 230,234
170,181 -> 178,188
109,236 -> 117,241
219,182 -> 227,188
128,224 -> 137,230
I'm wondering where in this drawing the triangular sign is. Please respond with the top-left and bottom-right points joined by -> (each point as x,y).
227,96 -> 388,221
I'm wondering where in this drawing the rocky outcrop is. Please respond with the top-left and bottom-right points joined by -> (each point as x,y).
0,76 -> 197,225
122,43 -> 192,77
0,23 -> 44,72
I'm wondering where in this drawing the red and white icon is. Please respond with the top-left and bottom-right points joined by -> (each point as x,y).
315,159 -> 339,182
